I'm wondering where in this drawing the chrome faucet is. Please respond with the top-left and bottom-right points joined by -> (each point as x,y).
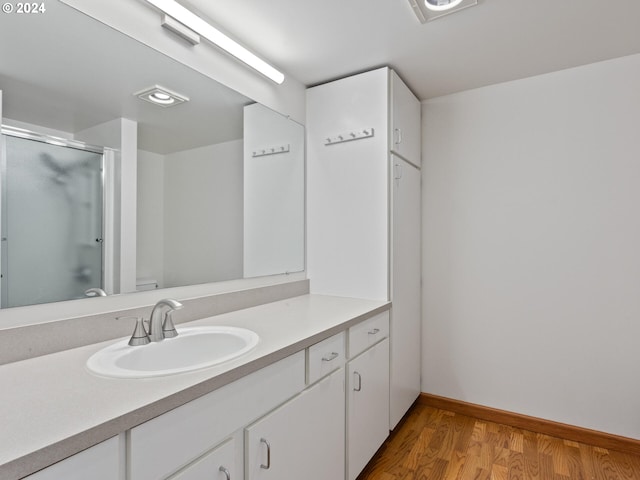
148,298 -> 183,342
84,287 -> 107,297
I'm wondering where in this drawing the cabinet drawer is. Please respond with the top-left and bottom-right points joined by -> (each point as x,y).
168,438 -> 236,480
25,437 -> 120,480
307,331 -> 345,385
348,311 -> 389,358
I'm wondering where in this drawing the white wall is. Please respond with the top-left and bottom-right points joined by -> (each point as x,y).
77,118 -> 138,294
163,140 -> 243,287
422,53 -> 640,439
307,68 -> 389,300
243,104 -> 305,278
137,150 -> 165,287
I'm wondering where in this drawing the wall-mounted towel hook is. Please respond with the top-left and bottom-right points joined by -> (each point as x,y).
324,128 -> 374,146
252,144 -> 291,158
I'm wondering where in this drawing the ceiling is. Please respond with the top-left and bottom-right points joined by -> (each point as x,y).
0,2 -> 251,154
2,0 -> 640,150
186,0 -> 640,100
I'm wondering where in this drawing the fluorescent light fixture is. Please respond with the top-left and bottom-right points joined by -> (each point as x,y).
135,85 -> 189,107
162,14 -> 200,45
424,0 -> 464,11
143,0 -> 285,84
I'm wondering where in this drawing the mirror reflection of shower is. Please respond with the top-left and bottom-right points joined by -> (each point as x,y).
1,127 -> 105,308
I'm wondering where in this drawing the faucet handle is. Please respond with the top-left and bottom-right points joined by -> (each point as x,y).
162,311 -> 179,339
118,316 -> 150,346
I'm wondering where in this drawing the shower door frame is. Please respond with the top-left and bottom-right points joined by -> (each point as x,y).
0,124 -> 114,307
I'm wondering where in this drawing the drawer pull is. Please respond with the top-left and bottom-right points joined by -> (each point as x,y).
368,328 -> 380,335
260,438 -> 271,469
219,466 -> 231,480
353,371 -> 362,392
322,352 -> 339,362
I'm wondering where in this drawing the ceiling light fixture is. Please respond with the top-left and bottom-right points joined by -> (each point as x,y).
135,85 -> 189,107
409,0 -> 478,23
142,0 -> 285,85
424,0 -> 464,11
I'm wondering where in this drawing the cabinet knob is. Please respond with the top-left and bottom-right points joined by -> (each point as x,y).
260,438 -> 271,470
368,328 -> 380,335
219,466 -> 231,480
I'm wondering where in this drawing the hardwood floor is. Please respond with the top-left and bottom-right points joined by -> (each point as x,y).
357,403 -> 640,480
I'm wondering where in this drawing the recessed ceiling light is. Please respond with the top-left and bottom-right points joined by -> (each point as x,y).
424,0 -> 464,11
150,92 -> 174,104
134,85 -> 189,108
409,0 -> 477,23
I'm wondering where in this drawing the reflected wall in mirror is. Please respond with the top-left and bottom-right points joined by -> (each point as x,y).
0,2 -> 305,309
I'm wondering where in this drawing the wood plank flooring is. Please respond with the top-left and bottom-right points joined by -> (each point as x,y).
357,403 -> 640,480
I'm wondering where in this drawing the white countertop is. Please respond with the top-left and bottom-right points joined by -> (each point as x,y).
0,294 -> 389,479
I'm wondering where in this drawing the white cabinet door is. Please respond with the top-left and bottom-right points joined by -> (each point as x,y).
25,437 -> 121,480
390,71 -> 421,167
390,156 -> 422,428
169,438 -> 236,480
245,368 -> 345,480
346,338 -> 390,480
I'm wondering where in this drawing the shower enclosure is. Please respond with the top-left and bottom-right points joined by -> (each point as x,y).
0,127 -> 105,308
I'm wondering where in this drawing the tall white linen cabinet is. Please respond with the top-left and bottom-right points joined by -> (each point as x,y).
307,66 -> 422,440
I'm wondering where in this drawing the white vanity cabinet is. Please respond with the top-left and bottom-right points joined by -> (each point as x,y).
346,314 -> 390,480
92,313 -> 386,480
307,67 -> 422,430
245,367 -> 345,480
24,437 -> 121,480
128,353 -> 306,480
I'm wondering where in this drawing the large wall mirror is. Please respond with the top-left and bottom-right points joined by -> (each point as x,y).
0,2 -> 305,310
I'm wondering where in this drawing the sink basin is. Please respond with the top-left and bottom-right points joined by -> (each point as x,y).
86,326 -> 259,378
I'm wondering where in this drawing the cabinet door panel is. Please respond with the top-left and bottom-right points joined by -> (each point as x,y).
390,157 -> 422,428
390,71 -> 421,167
246,368 -> 345,480
347,339 -> 390,480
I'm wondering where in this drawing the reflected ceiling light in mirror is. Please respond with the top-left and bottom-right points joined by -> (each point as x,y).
424,0 -> 464,11
142,0 -> 286,84
408,0 -> 477,23
135,85 -> 189,107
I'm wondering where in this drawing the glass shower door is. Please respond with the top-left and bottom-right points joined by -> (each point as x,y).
1,134 -> 104,307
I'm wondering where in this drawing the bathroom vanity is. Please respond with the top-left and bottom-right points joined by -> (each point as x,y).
0,294 -> 391,480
